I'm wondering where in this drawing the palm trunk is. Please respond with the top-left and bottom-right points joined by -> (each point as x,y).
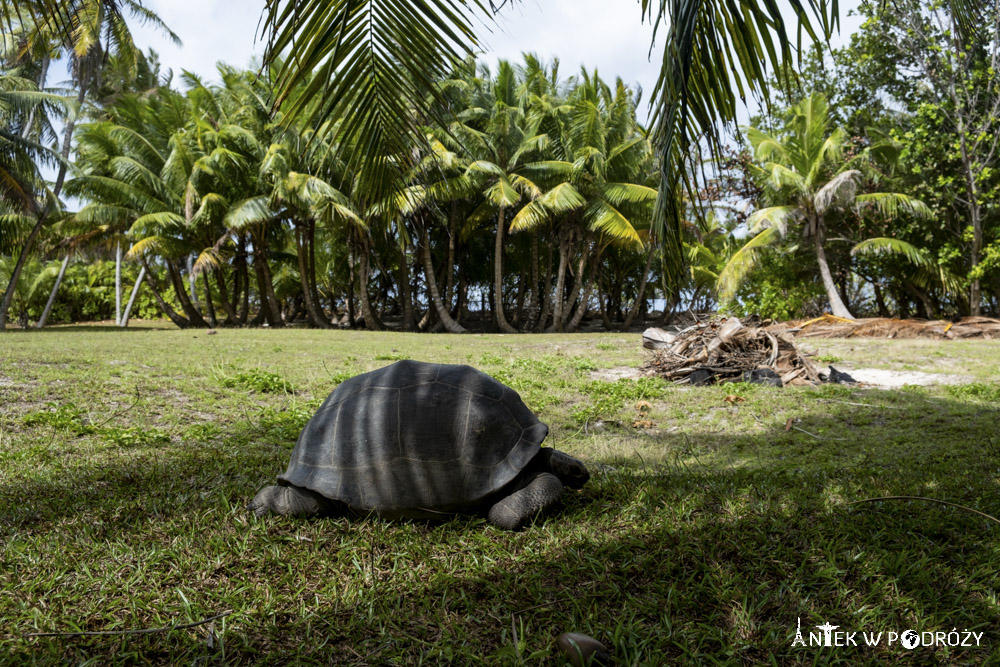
4,62 -> 78,329
52,78 -> 88,197
306,219 -> 329,322
251,227 -> 282,327
873,281 -> 890,318
444,203 -> 458,306
115,241 -> 123,325
493,207 -> 517,333
513,269 -> 527,327
201,272 -> 218,327
396,238 -> 416,331
524,230 -> 541,330
236,235 -> 249,325
561,246 -> 590,330
214,267 -> 238,325
547,231 -> 571,332
21,55 -> 50,141
597,275 -> 614,329
36,254 -> 70,329
168,260 -> 209,327
294,222 -> 332,328
119,267 -> 146,328
812,213 -> 854,319
566,253 -> 600,332
187,254 -> 200,307
357,235 -> 384,331
347,243 -> 357,327
536,238 -> 554,331
420,224 -> 467,333
141,257 -> 189,328
623,243 -> 655,331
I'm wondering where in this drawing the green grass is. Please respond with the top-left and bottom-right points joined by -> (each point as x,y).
2,325 -> 1000,664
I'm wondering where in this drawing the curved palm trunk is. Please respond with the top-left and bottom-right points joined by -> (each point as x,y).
141,257 -> 190,328
36,254 -> 70,329
493,207 -> 517,333
623,243 -> 656,331
420,225 -> 467,333
560,248 -> 590,331
119,266 -> 147,328
251,228 -> 283,327
168,261 -> 209,327
213,267 -> 238,325
294,222 -> 333,328
201,272 -> 218,327
566,254 -> 600,332
812,213 -> 854,320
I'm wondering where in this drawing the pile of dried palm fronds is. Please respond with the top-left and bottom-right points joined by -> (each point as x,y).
789,314 -> 1000,339
641,317 -> 822,386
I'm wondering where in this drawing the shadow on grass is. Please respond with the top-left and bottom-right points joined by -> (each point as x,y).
3,389 -> 1000,665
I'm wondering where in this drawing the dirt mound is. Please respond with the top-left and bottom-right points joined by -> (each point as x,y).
789,314 -> 1000,339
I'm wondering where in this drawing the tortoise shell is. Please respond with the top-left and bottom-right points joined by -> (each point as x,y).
278,360 -> 548,513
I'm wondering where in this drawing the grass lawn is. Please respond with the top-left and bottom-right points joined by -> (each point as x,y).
2,323 -> 1000,664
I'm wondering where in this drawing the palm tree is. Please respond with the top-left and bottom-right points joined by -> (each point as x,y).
254,0 -> 842,283
1,0 -> 177,329
717,94 -> 932,319
0,72 -> 65,329
510,69 -> 656,332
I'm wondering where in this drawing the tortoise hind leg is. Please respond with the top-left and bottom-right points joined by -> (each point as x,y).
248,483 -> 338,518
488,472 -> 564,531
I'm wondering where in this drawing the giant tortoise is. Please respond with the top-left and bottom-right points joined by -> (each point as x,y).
249,360 -> 590,530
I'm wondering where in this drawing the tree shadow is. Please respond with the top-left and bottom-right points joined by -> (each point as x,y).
3,389 -> 999,664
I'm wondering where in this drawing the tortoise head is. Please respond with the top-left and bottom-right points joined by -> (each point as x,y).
541,448 -> 591,489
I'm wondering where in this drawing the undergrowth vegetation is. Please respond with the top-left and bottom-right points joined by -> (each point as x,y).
2,326 -> 1000,664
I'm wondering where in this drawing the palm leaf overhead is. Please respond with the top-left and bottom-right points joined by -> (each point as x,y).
261,0 -> 495,205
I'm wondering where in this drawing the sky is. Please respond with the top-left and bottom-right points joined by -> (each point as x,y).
123,0 -> 866,126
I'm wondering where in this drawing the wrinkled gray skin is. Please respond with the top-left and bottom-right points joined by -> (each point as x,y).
248,360 -> 590,530
249,448 -> 589,530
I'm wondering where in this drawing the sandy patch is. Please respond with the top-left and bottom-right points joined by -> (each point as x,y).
846,368 -> 973,388
590,366 -> 644,381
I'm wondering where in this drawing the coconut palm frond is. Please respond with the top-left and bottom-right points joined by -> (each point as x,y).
745,205 -> 799,235
262,0 -> 493,206
603,182 -> 658,207
814,169 -> 861,214
191,246 -> 225,276
716,226 -> 781,299
851,237 -> 934,268
508,199 -> 551,233
223,196 -> 276,230
855,193 -> 934,220
585,199 -> 643,249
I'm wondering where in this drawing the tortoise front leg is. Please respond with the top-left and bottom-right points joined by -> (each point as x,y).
487,472 -> 564,530
248,483 -> 338,518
